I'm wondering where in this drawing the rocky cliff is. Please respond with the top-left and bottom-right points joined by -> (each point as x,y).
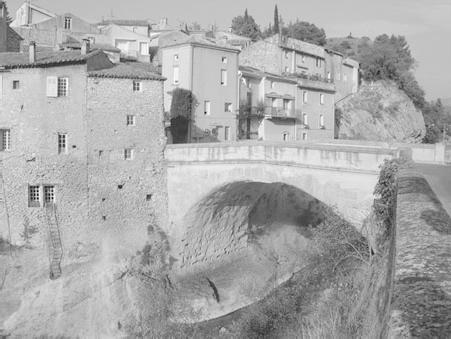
337,81 -> 426,143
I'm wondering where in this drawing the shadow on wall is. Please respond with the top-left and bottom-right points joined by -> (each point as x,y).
178,181 -> 339,272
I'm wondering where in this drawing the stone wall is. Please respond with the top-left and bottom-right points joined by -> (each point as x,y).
86,76 -> 167,258
389,169 -> 451,337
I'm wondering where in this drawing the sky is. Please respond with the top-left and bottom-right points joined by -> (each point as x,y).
7,0 -> 451,100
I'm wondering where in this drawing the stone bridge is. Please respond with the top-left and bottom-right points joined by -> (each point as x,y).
165,141 -> 401,239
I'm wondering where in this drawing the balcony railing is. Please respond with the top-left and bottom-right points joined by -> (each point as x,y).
239,106 -> 300,119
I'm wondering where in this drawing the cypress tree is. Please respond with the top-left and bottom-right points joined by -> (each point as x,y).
274,5 -> 279,34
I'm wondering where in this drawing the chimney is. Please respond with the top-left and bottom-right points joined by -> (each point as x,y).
29,41 -> 36,63
81,39 -> 90,55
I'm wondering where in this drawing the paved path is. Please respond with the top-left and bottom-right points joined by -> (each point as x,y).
415,163 -> 451,216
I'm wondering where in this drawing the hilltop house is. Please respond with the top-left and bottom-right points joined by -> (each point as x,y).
239,65 -> 335,141
11,1 -> 99,51
161,36 -> 240,143
0,43 -> 166,277
240,34 -> 359,100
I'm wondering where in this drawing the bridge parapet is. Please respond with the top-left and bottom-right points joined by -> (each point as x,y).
165,141 -> 400,174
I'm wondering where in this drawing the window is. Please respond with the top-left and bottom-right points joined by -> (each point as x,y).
320,114 -> 325,128
303,113 -> 308,125
285,66 -> 290,73
285,50 -> 289,59
12,80 -> 19,89
224,102 -> 233,112
220,69 -> 227,86
283,132 -> 289,141
303,91 -> 308,103
0,129 -> 10,151
320,94 -> 325,105
124,148 -> 134,160
58,133 -> 67,154
174,54 -> 179,61
327,72 -> 331,81
301,55 -> 306,63
272,98 -> 277,108
270,81 -> 275,89
44,186 -> 55,206
316,57 -> 322,68
133,81 -> 142,92
302,132 -> 308,141
204,100 -> 211,115
57,77 -> 68,97
126,115 -> 136,126
283,99 -> 291,111
173,66 -> 180,85
139,42 -> 149,55
224,126 -> 230,141
28,185 -> 40,207
64,17 -> 72,30
222,56 -> 228,64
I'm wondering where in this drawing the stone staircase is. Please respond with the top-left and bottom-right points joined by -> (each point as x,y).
45,205 -> 63,280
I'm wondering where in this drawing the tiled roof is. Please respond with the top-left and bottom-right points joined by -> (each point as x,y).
0,50 -> 102,69
162,35 -> 240,52
88,63 -> 165,81
99,19 -> 149,27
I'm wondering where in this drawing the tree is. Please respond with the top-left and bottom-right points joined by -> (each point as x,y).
231,9 -> 262,41
169,88 -> 198,144
284,20 -> 326,46
273,5 -> 280,34
0,1 -> 12,24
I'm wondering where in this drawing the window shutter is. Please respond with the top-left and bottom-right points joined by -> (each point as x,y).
46,76 -> 58,97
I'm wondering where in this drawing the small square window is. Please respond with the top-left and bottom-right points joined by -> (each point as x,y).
58,133 -> 67,154
224,103 -> 233,112
126,115 -> 136,126
57,77 -> 68,97
0,129 -> 11,151
44,186 -> 55,205
133,81 -> 142,92
28,185 -> 40,207
12,80 -> 19,89
222,56 -> 228,64
124,148 -> 134,160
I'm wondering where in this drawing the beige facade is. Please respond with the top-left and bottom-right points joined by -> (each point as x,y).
161,38 -> 239,142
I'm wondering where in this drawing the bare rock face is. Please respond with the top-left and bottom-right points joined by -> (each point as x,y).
337,80 -> 426,143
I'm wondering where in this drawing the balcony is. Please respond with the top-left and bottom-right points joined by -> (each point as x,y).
264,107 -> 299,119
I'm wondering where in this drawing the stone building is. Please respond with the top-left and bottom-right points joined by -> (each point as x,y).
240,35 -> 359,96
0,44 -> 166,278
11,1 -> 100,52
161,35 -> 240,142
239,65 -> 335,141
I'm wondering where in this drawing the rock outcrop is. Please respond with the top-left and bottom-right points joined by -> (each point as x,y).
337,80 -> 426,143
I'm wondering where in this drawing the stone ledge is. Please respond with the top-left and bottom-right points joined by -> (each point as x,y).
389,170 -> 451,338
